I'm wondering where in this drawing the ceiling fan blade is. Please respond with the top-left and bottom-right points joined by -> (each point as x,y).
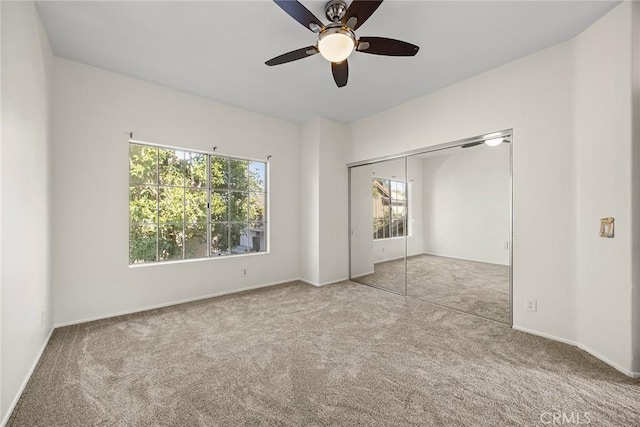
273,0 -> 325,33
341,0 -> 383,30
331,60 -> 348,88
357,37 -> 420,56
460,142 -> 483,149
266,46 -> 318,66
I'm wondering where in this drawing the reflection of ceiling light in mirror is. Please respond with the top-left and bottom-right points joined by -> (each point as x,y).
483,132 -> 502,139
485,137 -> 504,147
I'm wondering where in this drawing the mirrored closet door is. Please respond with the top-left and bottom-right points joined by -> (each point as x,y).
349,132 -> 512,325
406,142 -> 512,323
349,157 -> 407,295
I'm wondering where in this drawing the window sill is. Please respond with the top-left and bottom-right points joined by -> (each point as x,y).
373,236 -> 408,241
129,251 -> 270,268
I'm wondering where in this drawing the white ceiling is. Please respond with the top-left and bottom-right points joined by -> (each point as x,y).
35,0 -> 618,124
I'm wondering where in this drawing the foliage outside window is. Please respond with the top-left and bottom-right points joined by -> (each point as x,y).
129,143 -> 267,264
372,178 -> 407,240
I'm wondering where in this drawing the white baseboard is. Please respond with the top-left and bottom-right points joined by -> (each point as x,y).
374,255 -> 407,264
2,327 -> 55,427
54,278 -> 300,328
512,325 -> 640,378
350,271 -> 375,280
298,277 -> 349,287
422,252 -> 509,266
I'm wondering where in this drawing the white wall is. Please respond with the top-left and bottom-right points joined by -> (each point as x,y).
349,163 -> 375,277
299,117 -> 350,286
632,0 -> 640,374
347,2 -> 638,375
52,58 -> 300,325
1,1 -> 54,422
574,2 -> 635,373
421,144 -> 510,265
317,118 -> 349,285
299,118 -> 320,284
407,156 -> 425,258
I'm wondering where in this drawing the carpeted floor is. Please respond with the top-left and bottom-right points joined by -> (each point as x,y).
355,254 -> 510,323
8,281 -> 639,426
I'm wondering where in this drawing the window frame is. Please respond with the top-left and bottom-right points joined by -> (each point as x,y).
129,141 -> 268,265
372,177 -> 407,241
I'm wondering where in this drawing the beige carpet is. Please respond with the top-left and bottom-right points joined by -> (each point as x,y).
8,281 -> 640,426
355,254 -> 510,323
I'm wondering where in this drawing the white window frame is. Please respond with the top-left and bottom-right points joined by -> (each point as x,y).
128,141 -> 268,265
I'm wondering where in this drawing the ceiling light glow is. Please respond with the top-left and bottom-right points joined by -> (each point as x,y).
318,28 -> 355,63
484,137 -> 504,147
483,132 -> 502,139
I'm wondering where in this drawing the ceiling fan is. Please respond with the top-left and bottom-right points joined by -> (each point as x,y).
266,0 -> 420,88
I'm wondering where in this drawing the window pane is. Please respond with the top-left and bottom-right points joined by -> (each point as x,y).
129,186 -> 157,224
248,193 -> 265,222
249,162 -> 266,192
373,217 -> 390,240
211,190 -> 229,222
159,224 -> 184,260
391,181 -> 406,200
130,145 -> 158,185
229,159 -> 250,190
185,188 -> 207,223
185,224 -> 207,259
211,156 -> 229,189
186,152 -> 207,188
129,224 -> 157,264
391,221 -> 405,238
211,223 -> 229,256
248,223 -> 266,252
159,148 -> 185,186
373,178 -> 389,199
230,191 -> 248,221
392,204 -> 406,220
373,197 -> 385,219
229,223 -> 248,254
159,187 -> 184,223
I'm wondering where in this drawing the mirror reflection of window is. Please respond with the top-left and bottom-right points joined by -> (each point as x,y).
372,178 -> 407,240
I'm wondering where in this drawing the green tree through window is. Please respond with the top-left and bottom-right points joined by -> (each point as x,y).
129,143 -> 267,264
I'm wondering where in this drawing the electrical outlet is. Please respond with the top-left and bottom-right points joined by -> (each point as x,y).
525,299 -> 537,313
242,267 -> 248,277
41,310 -> 46,328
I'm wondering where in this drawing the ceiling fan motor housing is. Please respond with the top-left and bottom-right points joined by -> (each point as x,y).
325,0 -> 347,22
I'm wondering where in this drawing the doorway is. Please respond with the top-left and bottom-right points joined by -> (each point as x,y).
348,131 -> 513,324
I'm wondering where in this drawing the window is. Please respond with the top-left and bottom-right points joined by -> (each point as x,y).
129,143 -> 267,264
372,178 -> 407,240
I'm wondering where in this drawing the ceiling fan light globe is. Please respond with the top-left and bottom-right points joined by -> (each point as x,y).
318,31 -> 355,63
